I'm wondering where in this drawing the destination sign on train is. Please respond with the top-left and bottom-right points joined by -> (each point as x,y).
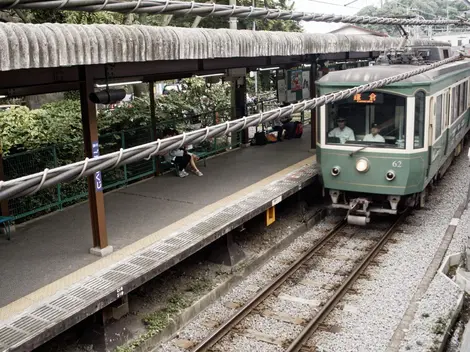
348,92 -> 384,104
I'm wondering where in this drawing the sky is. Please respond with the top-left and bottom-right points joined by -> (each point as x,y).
293,0 -> 383,33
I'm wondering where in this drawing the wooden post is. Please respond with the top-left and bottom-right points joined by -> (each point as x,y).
309,56 -> 318,150
0,153 -> 9,217
79,66 -> 112,256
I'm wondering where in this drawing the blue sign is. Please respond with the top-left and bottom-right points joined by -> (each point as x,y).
92,141 -> 103,192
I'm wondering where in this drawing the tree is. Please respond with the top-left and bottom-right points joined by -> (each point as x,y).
1,0 -> 301,32
142,0 -> 301,32
356,0 -> 468,36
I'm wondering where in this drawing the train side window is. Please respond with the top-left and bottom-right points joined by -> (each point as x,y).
414,91 -> 426,149
459,83 -> 465,116
447,91 -> 451,127
468,81 -> 470,108
443,50 -> 449,59
452,86 -> 458,124
465,81 -> 469,110
435,95 -> 442,140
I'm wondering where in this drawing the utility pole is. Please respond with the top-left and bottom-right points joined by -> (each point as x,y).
252,0 -> 258,99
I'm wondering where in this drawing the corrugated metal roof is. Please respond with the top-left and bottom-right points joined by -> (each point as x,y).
0,23 -> 448,72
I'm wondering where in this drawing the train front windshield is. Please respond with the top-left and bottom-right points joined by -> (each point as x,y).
325,92 -> 407,149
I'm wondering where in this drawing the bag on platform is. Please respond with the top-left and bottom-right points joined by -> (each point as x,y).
294,121 -> 303,138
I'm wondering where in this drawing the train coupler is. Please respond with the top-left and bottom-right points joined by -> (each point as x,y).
346,198 -> 371,226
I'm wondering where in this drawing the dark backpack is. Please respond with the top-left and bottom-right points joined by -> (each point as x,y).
294,122 -> 303,138
253,131 -> 267,145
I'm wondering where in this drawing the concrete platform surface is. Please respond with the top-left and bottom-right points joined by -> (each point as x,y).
0,153 -> 317,351
0,130 -> 317,351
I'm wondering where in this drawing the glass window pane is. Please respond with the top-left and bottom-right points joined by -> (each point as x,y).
435,95 -> 442,140
465,82 -> 468,110
325,92 -> 406,149
460,83 -> 465,116
414,91 -> 426,149
452,87 -> 458,124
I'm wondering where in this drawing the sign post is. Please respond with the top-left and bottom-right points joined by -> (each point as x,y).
92,142 -> 103,192
79,66 -> 112,256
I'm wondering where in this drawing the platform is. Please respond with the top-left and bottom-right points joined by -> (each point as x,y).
0,130 -> 318,351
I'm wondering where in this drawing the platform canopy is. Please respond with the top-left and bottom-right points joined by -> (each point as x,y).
0,23 -> 449,72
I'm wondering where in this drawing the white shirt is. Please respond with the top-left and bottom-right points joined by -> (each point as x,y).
328,126 -> 355,144
363,133 -> 385,142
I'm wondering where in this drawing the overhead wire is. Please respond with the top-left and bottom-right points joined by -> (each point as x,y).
0,0 -> 469,26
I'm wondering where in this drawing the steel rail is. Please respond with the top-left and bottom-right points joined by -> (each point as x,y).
0,55 -> 462,201
0,0 -> 469,26
191,219 -> 348,352
285,210 -> 410,352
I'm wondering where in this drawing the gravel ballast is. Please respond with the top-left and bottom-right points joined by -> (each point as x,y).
398,273 -> 463,352
309,151 -> 470,352
159,150 -> 470,352
157,217 -> 342,352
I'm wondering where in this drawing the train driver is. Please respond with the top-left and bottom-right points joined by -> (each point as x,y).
328,117 -> 355,144
363,123 -> 385,142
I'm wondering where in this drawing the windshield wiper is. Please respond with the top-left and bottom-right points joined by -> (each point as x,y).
349,145 -> 371,157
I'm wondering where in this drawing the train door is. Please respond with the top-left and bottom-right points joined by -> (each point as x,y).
467,79 -> 470,129
428,94 -> 445,177
443,89 -> 451,156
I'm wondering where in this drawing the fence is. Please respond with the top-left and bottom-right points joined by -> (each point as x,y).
1,97 -> 309,223
2,111 -> 241,222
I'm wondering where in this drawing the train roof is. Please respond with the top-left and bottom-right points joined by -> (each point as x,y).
316,59 -> 470,86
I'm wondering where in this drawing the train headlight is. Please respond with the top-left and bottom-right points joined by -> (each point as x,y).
386,170 -> 396,181
331,166 -> 341,176
355,158 -> 369,173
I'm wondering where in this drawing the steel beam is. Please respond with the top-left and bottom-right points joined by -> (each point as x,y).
232,76 -> 248,145
149,81 -> 159,176
0,53 -> 382,98
79,66 -> 111,255
309,56 -> 318,149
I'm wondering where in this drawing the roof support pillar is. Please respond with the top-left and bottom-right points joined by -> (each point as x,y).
309,56 -> 318,150
232,76 -> 248,146
79,66 -> 112,256
149,81 -> 159,176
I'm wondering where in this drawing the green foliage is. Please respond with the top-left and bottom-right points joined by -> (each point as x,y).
155,78 -> 231,124
16,0 -> 301,33
0,106 -> 53,153
99,97 -> 152,133
24,9 -> 125,25
140,0 -> 301,32
0,77 -> 232,155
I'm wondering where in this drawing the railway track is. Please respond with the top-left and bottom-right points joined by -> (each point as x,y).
190,211 -> 408,352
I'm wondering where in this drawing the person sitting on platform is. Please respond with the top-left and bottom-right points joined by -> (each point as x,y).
272,116 -> 284,142
363,123 -> 385,142
164,129 -> 203,177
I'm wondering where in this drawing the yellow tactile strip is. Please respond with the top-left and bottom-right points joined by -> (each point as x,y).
0,155 -> 316,322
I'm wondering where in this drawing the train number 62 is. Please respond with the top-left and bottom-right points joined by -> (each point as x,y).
392,161 -> 402,168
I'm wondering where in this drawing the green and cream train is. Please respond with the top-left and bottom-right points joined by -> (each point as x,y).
316,47 -> 470,225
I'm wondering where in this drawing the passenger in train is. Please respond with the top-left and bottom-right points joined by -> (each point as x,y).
363,123 -> 385,142
328,117 -> 355,144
